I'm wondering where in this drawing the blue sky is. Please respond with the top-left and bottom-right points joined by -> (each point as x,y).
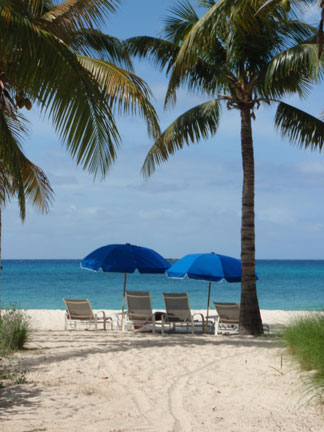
3,0 -> 324,259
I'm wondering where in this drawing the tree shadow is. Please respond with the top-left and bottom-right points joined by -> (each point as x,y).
18,329 -> 284,372
0,329 -> 286,420
0,385 -> 42,417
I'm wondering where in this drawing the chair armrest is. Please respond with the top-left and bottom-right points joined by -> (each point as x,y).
95,311 -> 106,320
94,311 -> 114,330
97,311 -> 114,323
192,313 -> 205,323
95,311 -> 114,322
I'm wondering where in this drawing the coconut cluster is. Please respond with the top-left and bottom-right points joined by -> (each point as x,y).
16,92 -> 32,110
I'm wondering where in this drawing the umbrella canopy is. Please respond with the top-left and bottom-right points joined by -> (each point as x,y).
81,243 -> 170,329
166,252 -> 243,332
167,252 -> 242,282
81,243 -> 170,274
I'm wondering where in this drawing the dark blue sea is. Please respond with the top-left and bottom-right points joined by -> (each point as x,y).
0,260 -> 323,311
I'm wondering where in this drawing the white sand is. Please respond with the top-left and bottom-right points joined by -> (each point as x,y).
1,310 -> 324,432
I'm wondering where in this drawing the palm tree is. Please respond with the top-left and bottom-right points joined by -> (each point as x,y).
127,0 -> 324,335
0,0 -> 160,180
0,0 -> 160,305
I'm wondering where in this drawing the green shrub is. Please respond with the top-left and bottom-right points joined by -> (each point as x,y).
0,308 -> 31,352
282,313 -> 324,399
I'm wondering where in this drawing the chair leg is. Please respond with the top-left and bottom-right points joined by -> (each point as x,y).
215,317 -> 219,335
161,317 -> 165,336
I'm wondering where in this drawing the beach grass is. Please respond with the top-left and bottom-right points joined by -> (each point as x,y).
0,307 -> 31,352
0,307 -> 30,388
282,313 -> 324,400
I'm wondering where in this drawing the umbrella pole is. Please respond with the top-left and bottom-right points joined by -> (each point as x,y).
121,273 -> 127,331
205,281 -> 211,333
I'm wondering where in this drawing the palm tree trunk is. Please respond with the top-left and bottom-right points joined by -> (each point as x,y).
319,2 -> 324,57
0,205 -> 2,319
239,106 -> 263,335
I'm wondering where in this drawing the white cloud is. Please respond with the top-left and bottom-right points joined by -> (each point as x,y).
83,207 -> 101,216
309,223 -> 324,232
257,208 -> 294,224
138,208 -> 184,220
298,160 -> 324,175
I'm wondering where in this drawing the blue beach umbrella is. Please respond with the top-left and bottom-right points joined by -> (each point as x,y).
166,252 -> 243,329
81,243 -> 171,327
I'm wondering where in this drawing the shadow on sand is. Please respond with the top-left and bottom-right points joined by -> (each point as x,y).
0,384 -> 42,416
18,328 -> 284,372
0,328 -> 286,420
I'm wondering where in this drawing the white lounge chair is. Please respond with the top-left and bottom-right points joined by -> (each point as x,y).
123,291 -> 160,333
162,292 -> 206,335
213,302 -> 270,334
213,302 -> 240,334
63,299 -> 112,330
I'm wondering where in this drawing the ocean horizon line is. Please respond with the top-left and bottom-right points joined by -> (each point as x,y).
1,258 -> 324,261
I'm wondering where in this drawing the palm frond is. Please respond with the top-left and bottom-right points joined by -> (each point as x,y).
255,0 -> 315,16
0,164 -> 14,206
266,44 -> 320,85
1,9 -> 121,179
142,99 -> 221,177
41,0 -> 120,31
165,35 -> 226,106
260,70 -> 313,100
171,1 -> 220,66
0,111 -> 28,218
77,56 -> 161,139
275,102 -> 324,151
72,29 -> 132,69
182,0 -> 284,48
27,0 -> 46,16
18,156 -> 54,217
258,45 -> 319,99
277,20 -> 317,46
163,0 -> 199,44
0,104 -> 53,218
198,1 -> 216,7
126,36 -> 180,74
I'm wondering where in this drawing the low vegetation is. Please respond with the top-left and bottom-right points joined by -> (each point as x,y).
0,307 -> 31,352
0,307 -> 31,387
282,313 -> 324,401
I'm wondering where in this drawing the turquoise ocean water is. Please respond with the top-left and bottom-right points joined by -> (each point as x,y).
0,259 -> 324,311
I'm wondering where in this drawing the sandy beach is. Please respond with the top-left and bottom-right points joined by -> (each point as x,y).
1,310 -> 324,432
